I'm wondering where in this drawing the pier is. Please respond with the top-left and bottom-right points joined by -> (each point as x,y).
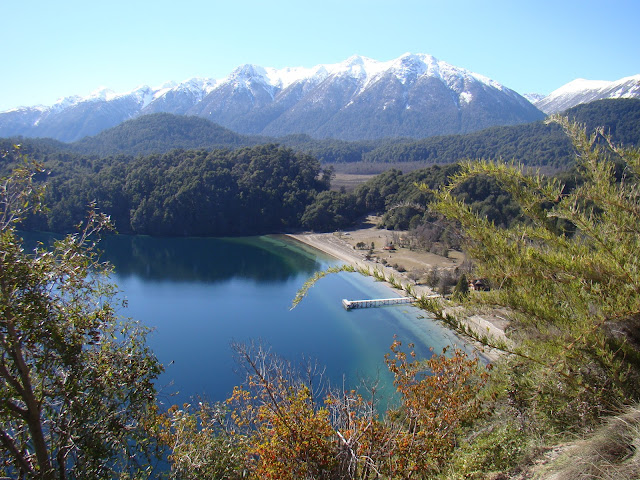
342,297 -> 417,310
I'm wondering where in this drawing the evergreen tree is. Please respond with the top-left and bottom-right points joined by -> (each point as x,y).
453,273 -> 469,300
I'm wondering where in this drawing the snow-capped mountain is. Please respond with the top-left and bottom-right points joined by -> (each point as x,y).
534,74 -> 640,114
0,53 -> 544,142
523,93 -> 546,104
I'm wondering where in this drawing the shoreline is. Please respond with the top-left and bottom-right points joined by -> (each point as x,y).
287,232 -> 436,298
287,231 -> 508,362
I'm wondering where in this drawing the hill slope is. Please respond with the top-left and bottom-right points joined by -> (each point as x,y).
71,113 -> 253,156
3,98 -> 637,171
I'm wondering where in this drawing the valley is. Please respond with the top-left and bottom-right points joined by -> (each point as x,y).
3,3 -> 640,478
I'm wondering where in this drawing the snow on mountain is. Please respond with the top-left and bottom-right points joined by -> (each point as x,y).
535,74 -> 640,114
145,78 -> 217,108
0,53 -> 545,142
224,53 -> 508,98
1,54 -> 515,114
523,93 -> 545,104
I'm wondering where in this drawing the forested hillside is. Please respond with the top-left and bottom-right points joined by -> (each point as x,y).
1,98 -> 638,239
2,139 -> 523,238
7,145 -> 331,236
0,142 -> 613,238
301,163 -> 538,234
356,98 -> 640,167
71,113 -> 260,156
4,99 -> 638,168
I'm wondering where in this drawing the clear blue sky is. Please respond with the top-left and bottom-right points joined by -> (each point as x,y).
2,0 -> 639,111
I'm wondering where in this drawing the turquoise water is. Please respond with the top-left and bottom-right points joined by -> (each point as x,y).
30,233 -> 466,409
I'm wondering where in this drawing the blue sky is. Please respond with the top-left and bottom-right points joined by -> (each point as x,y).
2,0 -> 639,111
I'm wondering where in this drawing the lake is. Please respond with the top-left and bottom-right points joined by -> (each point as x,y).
37,233 -> 467,409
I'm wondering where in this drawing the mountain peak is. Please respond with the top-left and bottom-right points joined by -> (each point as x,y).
86,86 -> 118,101
397,52 -> 436,65
535,74 -> 640,114
552,78 -> 612,96
231,63 -> 267,79
342,54 -> 367,65
0,53 -> 545,142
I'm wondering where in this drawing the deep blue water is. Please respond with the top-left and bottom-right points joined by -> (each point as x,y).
24,232 -> 466,409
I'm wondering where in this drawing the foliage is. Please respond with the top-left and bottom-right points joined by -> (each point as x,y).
226,342 -> 338,480
290,264 -> 356,309
300,191 -> 361,231
429,116 -> 640,432
161,336 -> 489,480
446,419 -> 531,479
452,274 -> 469,300
19,144 -> 329,236
157,402 -> 249,480
383,340 -> 489,477
0,157 -> 162,479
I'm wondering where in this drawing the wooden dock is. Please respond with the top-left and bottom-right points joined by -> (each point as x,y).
342,297 -> 417,310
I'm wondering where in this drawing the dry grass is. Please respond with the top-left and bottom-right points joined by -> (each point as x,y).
336,216 -> 463,284
330,173 -> 377,192
533,405 -> 640,480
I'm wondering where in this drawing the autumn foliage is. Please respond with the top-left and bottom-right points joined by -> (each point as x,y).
159,340 -> 489,479
384,340 -> 489,477
224,343 -> 335,478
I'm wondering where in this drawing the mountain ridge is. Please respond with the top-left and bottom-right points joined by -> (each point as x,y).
0,53 -> 544,142
534,74 -> 640,114
4,98 -> 637,171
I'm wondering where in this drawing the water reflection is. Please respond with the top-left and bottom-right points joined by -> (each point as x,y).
25,233 -> 326,284
101,235 -> 326,283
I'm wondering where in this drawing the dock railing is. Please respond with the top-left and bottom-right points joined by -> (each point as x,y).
342,297 -> 416,310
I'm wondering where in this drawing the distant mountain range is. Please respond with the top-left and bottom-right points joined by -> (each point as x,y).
1,54 -> 543,142
533,74 -> 640,114
1,54 -> 637,144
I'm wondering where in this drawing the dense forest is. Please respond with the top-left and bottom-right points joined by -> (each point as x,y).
2,145 -> 331,236
1,141 -> 533,237
300,163 -> 534,235
4,98 -> 639,167
0,148 -> 606,240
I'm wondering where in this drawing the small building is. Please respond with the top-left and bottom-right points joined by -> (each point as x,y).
469,279 -> 490,291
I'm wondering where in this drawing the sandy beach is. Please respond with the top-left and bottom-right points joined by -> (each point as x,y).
287,231 -> 436,298
287,229 -> 509,360
287,215 -> 463,297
